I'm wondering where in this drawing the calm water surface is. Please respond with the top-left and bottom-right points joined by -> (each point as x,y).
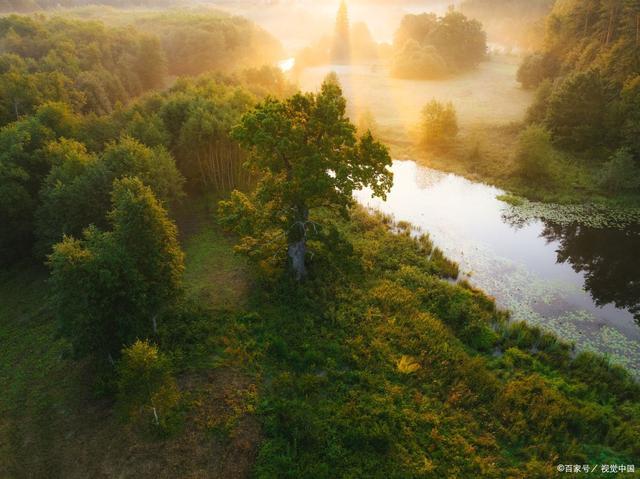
356,161 -> 640,373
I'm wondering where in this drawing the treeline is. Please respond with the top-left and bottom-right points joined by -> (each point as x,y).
391,10 -> 487,80
0,15 -> 166,125
0,0 -> 178,13
518,0 -> 640,86
516,0 -> 640,191
0,12 -> 284,127
130,11 -> 284,77
0,12 -> 289,266
460,0 -> 554,49
0,10 -> 291,438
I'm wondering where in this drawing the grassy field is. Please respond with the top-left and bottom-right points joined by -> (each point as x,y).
295,56 -> 532,142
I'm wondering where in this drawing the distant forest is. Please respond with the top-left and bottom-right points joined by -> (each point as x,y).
0,12 -> 283,124
0,0 -> 175,12
460,0 -> 555,49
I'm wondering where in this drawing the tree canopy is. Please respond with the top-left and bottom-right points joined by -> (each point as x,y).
220,77 -> 393,280
48,177 -> 184,359
392,11 -> 487,79
519,0 -> 640,173
0,15 -> 166,125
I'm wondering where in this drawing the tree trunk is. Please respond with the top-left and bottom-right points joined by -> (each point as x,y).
605,7 -> 615,45
288,204 -> 309,281
288,239 -> 307,281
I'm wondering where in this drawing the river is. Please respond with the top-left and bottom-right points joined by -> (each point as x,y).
356,161 -> 640,374
291,59 -> 640,375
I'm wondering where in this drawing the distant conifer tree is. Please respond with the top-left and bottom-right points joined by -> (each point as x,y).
331,1 -> 351,64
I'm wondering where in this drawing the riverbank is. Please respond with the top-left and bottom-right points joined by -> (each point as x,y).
357,161 -> 640,375
385,122 -> 640,209
295,57 -> 640,209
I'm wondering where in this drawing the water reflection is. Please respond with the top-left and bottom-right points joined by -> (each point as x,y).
356,161 -> 640,373
541,224 -> 640,325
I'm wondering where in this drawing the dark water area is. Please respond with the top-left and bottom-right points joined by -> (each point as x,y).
356,161 -> 640,374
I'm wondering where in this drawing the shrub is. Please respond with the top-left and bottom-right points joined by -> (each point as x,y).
525,79 -> 553,124
620,75 -> 640,157
420,99 -> 459,150
391,40 -> 448,80
517,53 -> 557,89
598,148 -> 640,193
544,70 -> 616,152
515,124 -> 557,182
116,340 -> 181,433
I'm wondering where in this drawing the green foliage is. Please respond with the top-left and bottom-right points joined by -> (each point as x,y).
518,0 -> 640,169
48,177 -> 184,359
517,53 -> 558,89
35,136 -> 184,256
90,74 -> 284,191
619,75 -> 640,157
242,207 -> 640,477
525,78 -> 554,124
542,0 -> 640,84
34,139 -> 97,255
0,102 -> 80,263
496,374 -> 576,447
392,11 -> 487,79
3,195 -> 640,475
544,70 -> 617,152
0,15 -> 166,125
219,77 -> 393,280
598,148 -> 640,192
420,99 -> 459,150
116,340 -> 180,433
516,124 -> 558,182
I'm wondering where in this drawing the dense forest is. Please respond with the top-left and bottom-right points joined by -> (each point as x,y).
128,11 -> 284,77
2,3 -> 640,478
516,0 -> 640,193
0,15 -> 166,123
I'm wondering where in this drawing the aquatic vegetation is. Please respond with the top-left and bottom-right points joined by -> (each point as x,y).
496,193 -> 523,206
500,196 -> 640,229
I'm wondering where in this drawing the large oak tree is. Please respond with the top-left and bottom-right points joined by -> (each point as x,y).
220,77 -> 393,281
